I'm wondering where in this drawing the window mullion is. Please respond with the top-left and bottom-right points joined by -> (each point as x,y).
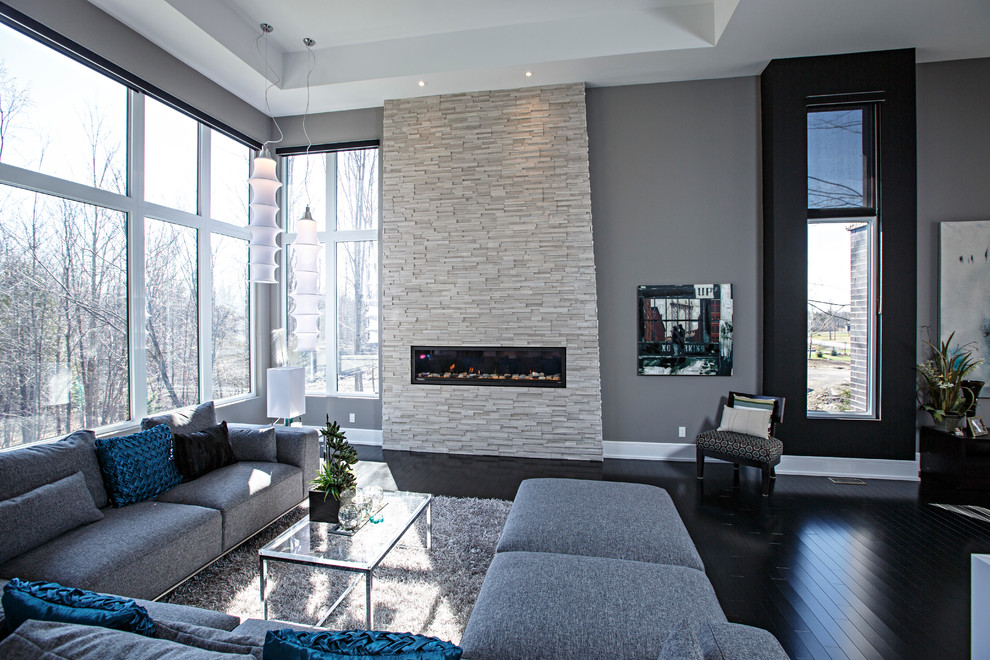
326,153 -> 338,393
128,91 -> 149,423
198,125 -> 213,403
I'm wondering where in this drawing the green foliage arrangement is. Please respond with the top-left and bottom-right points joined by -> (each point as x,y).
310,416 -> 358,501
917,331 -> 983,422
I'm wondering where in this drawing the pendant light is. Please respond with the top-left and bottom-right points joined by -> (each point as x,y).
248,22 -> 283,284
290,37 -> 323,351
248,144 -> 281,283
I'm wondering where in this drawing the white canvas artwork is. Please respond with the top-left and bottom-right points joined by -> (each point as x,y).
939,220 -> 990,393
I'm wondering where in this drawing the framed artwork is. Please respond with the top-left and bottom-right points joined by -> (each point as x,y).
969,417 -> 988,437
939,221 -> 990,393
638,284 -> 733,376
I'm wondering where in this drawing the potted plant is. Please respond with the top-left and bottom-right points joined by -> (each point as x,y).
309,416 -> 358,523
917,331 -> 983,432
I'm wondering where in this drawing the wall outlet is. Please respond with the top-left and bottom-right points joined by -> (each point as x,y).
678,426 -> 686,438
349,413 -> 356,423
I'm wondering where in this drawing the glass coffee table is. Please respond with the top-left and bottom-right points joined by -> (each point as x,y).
259,490 -> 432,629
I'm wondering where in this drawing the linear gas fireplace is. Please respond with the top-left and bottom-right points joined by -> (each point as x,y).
412,346 -> 566,388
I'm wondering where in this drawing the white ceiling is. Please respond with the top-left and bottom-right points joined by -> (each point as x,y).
86,0 -> 990,117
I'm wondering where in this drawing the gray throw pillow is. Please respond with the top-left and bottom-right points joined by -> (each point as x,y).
0,472 -> 104,566
226,426 -> 277,463
141,401 -> 217,434
153,619 -> 262,659
658,617 -> 704,660
0,430 -> 108,509
0,620 -> 251,659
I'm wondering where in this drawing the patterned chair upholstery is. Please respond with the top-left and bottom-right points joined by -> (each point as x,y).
696,392 -> 785,496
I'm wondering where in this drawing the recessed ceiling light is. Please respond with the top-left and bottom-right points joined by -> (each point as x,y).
418,80 -> 427,87
525,71 -> 533,78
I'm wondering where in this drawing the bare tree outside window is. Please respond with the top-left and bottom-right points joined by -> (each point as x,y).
146,219 -> 199,413
285,148 -> 379,395
212,234 -> 250,399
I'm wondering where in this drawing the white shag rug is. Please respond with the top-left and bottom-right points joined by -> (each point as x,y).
160,496 -> 511,644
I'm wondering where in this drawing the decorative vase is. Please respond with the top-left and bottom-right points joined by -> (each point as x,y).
309,489 -> 355,524
961,380 -> 985,417
309,490 -> 342,524
931,413 -> 964,433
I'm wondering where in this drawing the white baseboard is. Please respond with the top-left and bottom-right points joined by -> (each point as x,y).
601,441 -> 920,481
344,428 -> 383,446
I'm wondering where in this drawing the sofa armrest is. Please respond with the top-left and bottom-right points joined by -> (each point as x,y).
273,426 -> 320,497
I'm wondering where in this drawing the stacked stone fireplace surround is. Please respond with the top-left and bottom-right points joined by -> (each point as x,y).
381,83 -> 603,461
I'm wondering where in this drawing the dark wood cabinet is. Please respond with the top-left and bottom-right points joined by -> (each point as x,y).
919,425 -> 990,490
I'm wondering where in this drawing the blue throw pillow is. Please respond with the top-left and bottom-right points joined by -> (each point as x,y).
1,578 -> 154,636
264,629 -> 462,659
94,424 -> 182,506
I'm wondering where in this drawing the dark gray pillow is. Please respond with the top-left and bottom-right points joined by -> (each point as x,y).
153,619 -> 262,659
0,472 -> 103,565
658,617 -> 704,660
696,620 -> 790,660
0,620 -> 251,659
0,430 -> 108,508
140,401 -> 216,434
226,426 -> 277,463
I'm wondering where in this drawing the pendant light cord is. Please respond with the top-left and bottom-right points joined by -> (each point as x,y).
256,26 -> 284,150
302,38 -> 316,206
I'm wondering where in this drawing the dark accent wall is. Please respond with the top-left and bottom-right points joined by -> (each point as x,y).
587,77 -> 763,445
761,50 -> 917,460
917,57 -> 990,422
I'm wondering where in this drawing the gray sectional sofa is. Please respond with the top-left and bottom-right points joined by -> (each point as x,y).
0,465 -> 788,658
0,401 -> 318,603
460,478 -> 790,659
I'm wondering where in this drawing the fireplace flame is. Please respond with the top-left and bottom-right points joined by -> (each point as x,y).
449,363 -> 456,371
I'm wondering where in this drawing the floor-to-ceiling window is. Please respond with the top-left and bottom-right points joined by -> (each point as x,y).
282,146 -> 380,397
0,18 -> 255,449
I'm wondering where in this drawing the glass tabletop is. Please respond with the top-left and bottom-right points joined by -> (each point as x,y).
260,490 -> 431,571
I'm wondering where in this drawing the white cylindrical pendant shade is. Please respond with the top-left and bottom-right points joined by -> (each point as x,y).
290,205 -> 323,351
248,147 -> 282,284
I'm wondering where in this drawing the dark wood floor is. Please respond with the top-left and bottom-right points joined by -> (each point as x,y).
354,446 -> 990,660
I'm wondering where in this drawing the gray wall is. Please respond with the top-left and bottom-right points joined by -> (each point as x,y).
586,77 -> 763,444
275,108 -> 384,146
917,57 -> 990,420
5,0 -> 271,143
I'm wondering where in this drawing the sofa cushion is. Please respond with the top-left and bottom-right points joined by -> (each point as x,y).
0,429 -> 108,509
141,401 -> 217,434
0,501 -> 222,601
154,619 -> 262,658
227,425 -> 277,463
0,471 -> 104,565
696,621 -> 790,660
1,578 -> 153,636
172,421 -> 238,482
155,462 -> 302,549
94,425 -> 182,507
263,629 -> 462,660
658,618 -> 704,660
459,551 -> 726,660
232,618 -> 325,642
0,620 -> 251,659
496,478 -> 705,571
137,599 -> 240,632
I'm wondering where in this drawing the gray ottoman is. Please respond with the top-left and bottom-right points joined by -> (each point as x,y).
460,551 -> 726,660
496,478 -> 704,571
